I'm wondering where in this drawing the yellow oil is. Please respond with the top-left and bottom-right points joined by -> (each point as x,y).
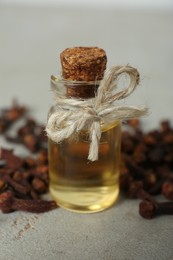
48,122 -> 121,213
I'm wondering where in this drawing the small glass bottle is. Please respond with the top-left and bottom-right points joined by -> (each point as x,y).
47,47 -> 121,213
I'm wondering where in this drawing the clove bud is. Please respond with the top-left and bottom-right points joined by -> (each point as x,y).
139,199 -> 173,219
0,191 -> 57,213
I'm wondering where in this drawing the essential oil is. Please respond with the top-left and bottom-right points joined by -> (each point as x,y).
49,122 -> 121,213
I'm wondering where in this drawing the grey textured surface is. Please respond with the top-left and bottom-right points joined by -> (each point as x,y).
0,4 -> 173,260
0,197 -> 173,260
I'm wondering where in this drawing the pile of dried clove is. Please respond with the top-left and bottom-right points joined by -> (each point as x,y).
0,102 -> 173,219
121,119 -> 173,219
0,102 -> 57,213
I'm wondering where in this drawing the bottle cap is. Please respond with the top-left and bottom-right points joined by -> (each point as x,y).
60,47 -> 107,81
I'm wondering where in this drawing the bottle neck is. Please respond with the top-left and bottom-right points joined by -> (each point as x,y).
51,75 -> 100,99
66,82 -> 99,99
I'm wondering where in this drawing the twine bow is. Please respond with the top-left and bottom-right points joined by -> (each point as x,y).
46,65 -> 148,161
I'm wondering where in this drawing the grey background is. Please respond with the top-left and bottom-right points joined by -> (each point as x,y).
0,3 -> 173,260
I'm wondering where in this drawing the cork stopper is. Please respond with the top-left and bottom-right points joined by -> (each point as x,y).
60,47 -> 107,81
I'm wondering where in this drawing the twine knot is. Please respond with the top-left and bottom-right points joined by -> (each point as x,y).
46,65 -> 148,161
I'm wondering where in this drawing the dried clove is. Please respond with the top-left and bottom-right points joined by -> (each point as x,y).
0,191 -> 57,213
32,177 -> 47,194
139,199 -> 173,219
0,179 -> 6,192
0,148 -> 23,170
0,101 -> 27,133
162,178 -> 173,200
4,117 -> 47,153
122,154 -> 145,179
2,175 -> 31,195
128,180 -> 144,199
160,120 -> 171,133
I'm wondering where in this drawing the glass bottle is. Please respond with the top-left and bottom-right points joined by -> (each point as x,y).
48,76 -> 121,213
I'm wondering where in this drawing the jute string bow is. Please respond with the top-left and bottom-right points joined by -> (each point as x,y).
46,65 -> 148,161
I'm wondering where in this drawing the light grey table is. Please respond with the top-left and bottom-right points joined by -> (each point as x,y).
0,4 -> 173,260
